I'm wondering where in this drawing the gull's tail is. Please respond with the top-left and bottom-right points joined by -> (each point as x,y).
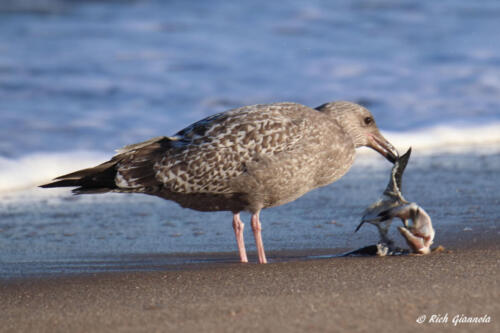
40,136 -> 176,194
39,160 -> 119,194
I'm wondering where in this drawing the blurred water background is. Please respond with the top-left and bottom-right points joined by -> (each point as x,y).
1,0 -> 499,276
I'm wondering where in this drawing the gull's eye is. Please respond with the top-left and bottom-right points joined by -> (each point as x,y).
364,117 -> 373,126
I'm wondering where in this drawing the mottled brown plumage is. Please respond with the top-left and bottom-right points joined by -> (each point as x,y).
41,101 -> 398,263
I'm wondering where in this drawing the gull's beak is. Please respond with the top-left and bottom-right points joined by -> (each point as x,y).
368,132 -> 399,163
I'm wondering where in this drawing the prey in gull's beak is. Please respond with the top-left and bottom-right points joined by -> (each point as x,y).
372,202 -> 435,255
368,131 -> 399,164
357,148 -> 436,255
393,203 -> 435,254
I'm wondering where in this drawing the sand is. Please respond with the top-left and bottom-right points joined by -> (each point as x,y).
1,228 -> 498,333
1,151 -> 499,332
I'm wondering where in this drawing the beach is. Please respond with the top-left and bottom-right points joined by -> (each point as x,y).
1,228 -> 498,333
1,150 -> 499,332
1,1 -> 500,331
1,144 -> 499,333
2,149 -> 500,332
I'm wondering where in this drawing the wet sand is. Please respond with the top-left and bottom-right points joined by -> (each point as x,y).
1,150 -> 499,332
1,229 -> 498,333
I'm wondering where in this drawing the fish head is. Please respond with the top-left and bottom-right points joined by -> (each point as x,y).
316,101 -> 399,163
360,201 -> 435,254
391,203 -> 435,254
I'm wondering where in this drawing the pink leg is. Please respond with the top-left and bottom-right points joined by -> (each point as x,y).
251,212 -> 267,264
232,213 -> 248,263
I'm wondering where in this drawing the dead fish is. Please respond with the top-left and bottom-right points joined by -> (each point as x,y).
356,148 -> 435,254
395,203 -> 435,254
355,148 -> 412,242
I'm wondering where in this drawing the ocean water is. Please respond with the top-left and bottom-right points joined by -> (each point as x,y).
1,0 -> 500,190
1,0 -> 500,276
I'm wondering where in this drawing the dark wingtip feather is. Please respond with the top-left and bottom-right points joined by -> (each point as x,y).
39,160 -> 118,193
40,136 -> 171,193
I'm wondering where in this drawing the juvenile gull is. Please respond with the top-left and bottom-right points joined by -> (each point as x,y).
41,101 -> 398,263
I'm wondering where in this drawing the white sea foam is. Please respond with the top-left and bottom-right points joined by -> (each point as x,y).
354,123 -> 500,168
1,123 -> 499,195
383,123 -> 500,153
0,151 -> 109,194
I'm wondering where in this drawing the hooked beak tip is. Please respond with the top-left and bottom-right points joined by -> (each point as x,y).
386,150 -> 398,164
370,134 -> 399,164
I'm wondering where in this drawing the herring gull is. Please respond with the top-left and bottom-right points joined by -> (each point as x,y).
41,101 -> 398,263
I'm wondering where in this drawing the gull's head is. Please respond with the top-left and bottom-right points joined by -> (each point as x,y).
316,101 -> 398,163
